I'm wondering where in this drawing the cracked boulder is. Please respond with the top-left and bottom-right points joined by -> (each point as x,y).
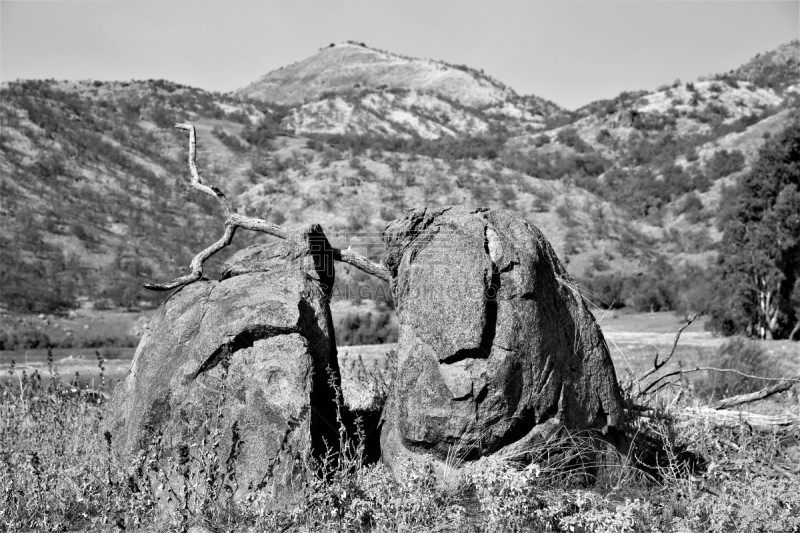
380,206 -> 625,474
104,225 -> 340,506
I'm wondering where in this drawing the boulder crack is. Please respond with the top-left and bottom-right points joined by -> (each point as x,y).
188,324 -> 299,381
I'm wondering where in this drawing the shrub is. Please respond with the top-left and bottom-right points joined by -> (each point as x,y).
346,204 -> 373,232
34,152 -> 66,180
148,105 -> 176,128
554,199 -> 575,223
595,129 -> 613,145
498,185 -> 516,207
211,125 -> 248,153
579,273 -> 626,309
706,149 -> 745,180
336,311 -> 397,346
556,127 -> 591,153
677,191 -> 704,221
0,329 -> 52,350
240,106 -> 292,147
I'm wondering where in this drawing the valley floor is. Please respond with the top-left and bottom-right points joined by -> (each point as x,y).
2,310 -> 797,391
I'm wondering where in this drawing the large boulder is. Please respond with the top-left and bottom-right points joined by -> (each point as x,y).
380,206 -> 625,472
105,225 -> 340,505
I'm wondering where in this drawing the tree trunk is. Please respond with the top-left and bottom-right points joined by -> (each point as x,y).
790,320 -> 800,341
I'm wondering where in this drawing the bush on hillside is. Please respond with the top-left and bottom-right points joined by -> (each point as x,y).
706,149 -> 746,180
556,127 -> 591,153
241,106 -> 292,146
211,125 -> 248,153
532,133 -> 551,147
677,190 -> 703,215
595,129 -> 613,145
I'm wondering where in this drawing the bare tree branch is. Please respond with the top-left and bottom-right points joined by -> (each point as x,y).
640,366 -> 797,398
144,225 -> 237,291
144,124 -> 391,291
637,313 -> 698,386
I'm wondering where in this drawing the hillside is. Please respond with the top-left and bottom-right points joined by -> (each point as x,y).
0,79 -> 269,312
725,39 -> 800,92
1,41 -> 798,318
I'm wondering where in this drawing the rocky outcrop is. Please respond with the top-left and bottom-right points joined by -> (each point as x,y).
379,206 -> 625,472
105,225 -> 340,504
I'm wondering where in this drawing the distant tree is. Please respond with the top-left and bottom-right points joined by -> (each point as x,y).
556,127 -> 591,153
706,149 -> 745,180
533,133 -> 551,147
241,106 -> 292,146
149,105 -> 176,128
677,191 -> 705,222
708,119 -> 800,339
595,129 -> 613,146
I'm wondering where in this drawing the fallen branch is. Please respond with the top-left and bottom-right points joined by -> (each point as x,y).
709,376 -> 799,410
143,123 -> 391,291
676,407 -> 799,432
636,406 -> 799,432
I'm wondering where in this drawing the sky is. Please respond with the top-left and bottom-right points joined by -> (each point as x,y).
1,1 -> 798,110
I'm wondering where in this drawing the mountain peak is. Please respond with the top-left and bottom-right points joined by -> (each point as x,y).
236,42 -> 517,107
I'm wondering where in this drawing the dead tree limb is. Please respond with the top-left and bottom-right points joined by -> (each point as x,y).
675,407 -> 799,432
637,313 -> 697,387
636,407 -> 799,432
709,376 -> 799,410
143,123 -> 391,291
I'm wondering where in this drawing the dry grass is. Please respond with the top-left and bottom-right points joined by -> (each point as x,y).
3,363 -> 798,532
2,313 -> 799,531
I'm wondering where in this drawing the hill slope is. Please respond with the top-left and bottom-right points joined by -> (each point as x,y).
0,80 -> 269,311
1,41 -> 798,317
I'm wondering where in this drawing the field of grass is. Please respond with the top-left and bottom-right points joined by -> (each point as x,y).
1,310 -> 798,531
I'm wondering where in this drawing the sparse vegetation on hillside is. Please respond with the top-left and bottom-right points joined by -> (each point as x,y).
2,42 -> 799,323
722,40 -> 800,93
0,80 -> 268,313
